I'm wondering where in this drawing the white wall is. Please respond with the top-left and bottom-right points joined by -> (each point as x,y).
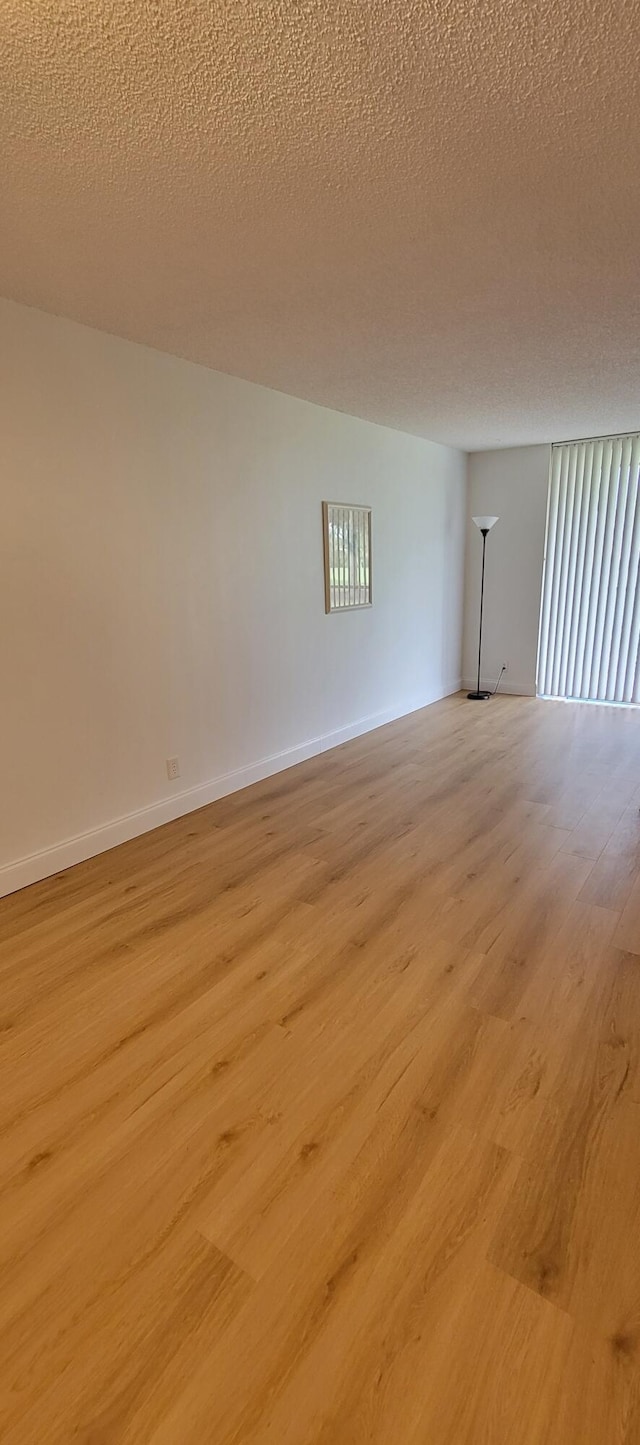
462,445 -> 550,696
1,299 -> 467,895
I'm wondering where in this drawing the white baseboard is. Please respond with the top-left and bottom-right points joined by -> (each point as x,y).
0,680 -> 461,899
463,679 -> 537,698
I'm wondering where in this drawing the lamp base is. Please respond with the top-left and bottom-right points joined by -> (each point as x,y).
467,690 -> 491,700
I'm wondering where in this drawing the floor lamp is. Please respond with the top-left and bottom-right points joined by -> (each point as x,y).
468,515 -> 499,700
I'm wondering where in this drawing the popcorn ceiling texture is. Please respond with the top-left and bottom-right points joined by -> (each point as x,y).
2,0 -> 640,449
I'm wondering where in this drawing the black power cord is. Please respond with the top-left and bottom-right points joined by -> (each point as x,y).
492,665 -> 507,696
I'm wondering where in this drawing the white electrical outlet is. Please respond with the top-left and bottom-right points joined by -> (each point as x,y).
166,757 -> 180,781
502,660 -> 509,672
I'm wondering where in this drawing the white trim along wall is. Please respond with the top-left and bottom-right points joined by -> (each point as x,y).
0,692 -> 460,898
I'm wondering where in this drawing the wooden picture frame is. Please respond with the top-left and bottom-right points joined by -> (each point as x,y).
322,502 -> 372,613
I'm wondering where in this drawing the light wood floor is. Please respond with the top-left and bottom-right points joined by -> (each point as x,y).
2,694 -> 640,1442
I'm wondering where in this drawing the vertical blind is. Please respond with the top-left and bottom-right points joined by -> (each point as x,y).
537,434 -> 640,703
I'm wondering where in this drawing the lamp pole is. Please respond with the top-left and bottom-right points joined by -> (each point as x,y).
476,527 -> 488,696
468,515 -> 498,700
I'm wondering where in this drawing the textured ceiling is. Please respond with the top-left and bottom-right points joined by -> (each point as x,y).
2,0 -> 640,450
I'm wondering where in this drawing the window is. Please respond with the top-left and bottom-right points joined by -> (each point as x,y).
537,435 -> 640,703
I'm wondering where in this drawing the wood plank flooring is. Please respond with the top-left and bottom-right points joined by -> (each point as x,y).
1,692 -> 640,1442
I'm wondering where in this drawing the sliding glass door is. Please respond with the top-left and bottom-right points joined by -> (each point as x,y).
537,434 -> 640,703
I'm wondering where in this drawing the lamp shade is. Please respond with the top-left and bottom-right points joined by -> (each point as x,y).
472,515 -> 499,531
